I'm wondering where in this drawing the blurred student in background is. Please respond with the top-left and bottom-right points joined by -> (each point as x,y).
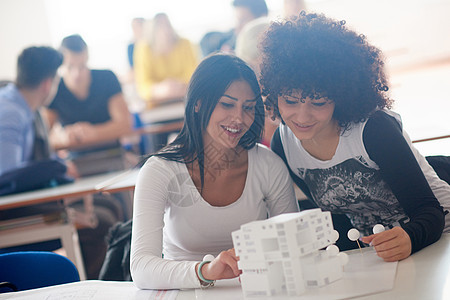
127,17 -> 145,70
0,46 -> 122,280
200,0 -> 268,57
45,34 -> 131,275
44,34 -> 133,221
133,13 -> 198,152
134,13 -> 198,108
122,17 -> 146,87
235,17 -> 278,148
0,47 -> 62,177
44,34 -> 133,177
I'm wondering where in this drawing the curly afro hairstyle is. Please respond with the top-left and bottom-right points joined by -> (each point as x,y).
260,12 -> 393,129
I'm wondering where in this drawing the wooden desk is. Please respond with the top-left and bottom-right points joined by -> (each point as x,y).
129,101 -> 184,154
134,120 -> 184,136
139,101 -> 184,124
94,169 -> 139,194
0,170 -> 139,281
0,171 -> 133,211
1,233 -> 448,299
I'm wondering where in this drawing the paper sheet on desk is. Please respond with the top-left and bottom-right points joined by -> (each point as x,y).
0,281 -> 178,300
196,249 -> 397,300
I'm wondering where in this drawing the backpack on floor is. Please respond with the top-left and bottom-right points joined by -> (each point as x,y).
98,219 -> 132,281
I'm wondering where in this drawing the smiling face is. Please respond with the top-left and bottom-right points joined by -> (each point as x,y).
278,90 -> 337,142
204,80 -> 258,151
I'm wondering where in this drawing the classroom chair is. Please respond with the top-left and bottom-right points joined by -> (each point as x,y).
0,251 -> 80,293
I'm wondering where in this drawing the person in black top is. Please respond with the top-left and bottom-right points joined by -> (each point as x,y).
45,34 -> 133,177
45,34 -> 132,157
259,12 -> 450,261
0,46 -> 124,280
43,35 -> 134,278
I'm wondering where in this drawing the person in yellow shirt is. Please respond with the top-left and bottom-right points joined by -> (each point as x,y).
134,13 -> 198,109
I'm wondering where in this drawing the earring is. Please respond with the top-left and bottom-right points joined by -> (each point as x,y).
194,102 -> 201,113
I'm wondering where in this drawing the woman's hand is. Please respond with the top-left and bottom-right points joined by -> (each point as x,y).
361,226 -> 412,262
198,248 -> 241,281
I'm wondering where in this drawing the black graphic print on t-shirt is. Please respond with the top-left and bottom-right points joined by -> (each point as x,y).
300,158 -> 410,235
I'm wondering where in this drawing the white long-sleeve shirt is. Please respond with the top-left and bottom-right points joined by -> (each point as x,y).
131,144 -> 299,289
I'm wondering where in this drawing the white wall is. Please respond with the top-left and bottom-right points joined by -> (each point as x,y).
2,0 -> 448,81
306,0 -> 450,72
0,0 -> 53,81
0,0 -> 284,81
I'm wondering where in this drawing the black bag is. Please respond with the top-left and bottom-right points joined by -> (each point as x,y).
98,219 -> 132,281
426,155 -> 450,185
0,159 -> 73,196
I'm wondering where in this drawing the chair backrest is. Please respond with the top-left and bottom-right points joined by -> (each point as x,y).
0,251 -> 80,292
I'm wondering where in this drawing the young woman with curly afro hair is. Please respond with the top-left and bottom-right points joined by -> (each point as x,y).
260,12 -> 450,262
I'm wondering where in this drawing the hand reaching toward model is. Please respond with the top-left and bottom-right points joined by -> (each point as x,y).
361,226 -> 412,262
197,248 -> 241,282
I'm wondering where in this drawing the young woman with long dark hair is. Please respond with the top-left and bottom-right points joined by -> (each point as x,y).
131,54 -> 299,289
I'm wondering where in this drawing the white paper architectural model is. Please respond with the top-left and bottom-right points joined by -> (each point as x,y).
232,209 -> 348,298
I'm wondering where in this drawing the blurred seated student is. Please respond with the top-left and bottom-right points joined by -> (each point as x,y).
133,13 -> 198,152
235,17 -> 279,148
44,34 -> 133,177
0,47 -> 62,178
200,0 -> 268,57
0,47 -> 69,256
128,17 -> 145,70
0,46 -> 122,280
131,54 -> 299,290
122,17 -> 145,87
260,12 -> 450,262
133,13 -> 198,108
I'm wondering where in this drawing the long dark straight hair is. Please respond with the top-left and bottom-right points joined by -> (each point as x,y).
151,53 -> 265,189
